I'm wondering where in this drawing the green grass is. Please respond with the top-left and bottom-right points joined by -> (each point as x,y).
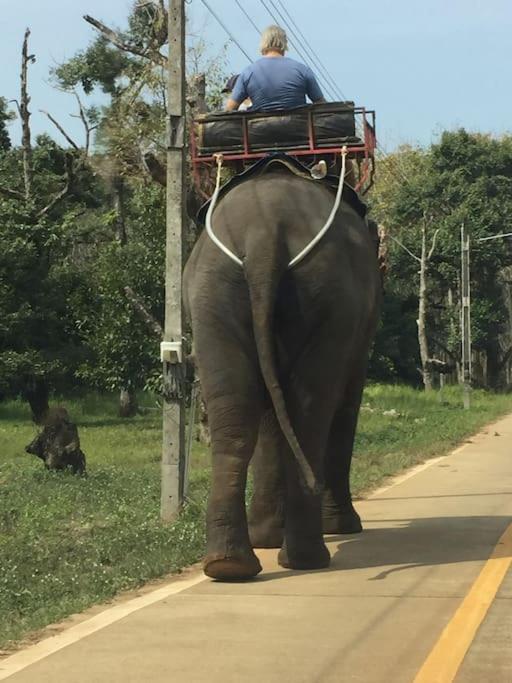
0,385 -> 511,649
351,385 -> 512,494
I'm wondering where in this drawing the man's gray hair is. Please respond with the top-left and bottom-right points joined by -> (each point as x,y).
260,25 -> 288,55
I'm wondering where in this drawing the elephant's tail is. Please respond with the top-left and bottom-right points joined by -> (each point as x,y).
244,255 -> 319,496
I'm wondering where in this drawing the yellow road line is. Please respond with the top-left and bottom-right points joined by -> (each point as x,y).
413,522 -> 512,683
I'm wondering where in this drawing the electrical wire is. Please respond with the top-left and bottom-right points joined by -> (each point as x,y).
199,0 -> 410,187
234,0 -> 261,35
274,1 -> 411,185
257,0 -> 339,101
198,0 -> 252,63
272,0 -> 347,100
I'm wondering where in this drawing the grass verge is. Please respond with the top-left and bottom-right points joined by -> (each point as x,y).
0,385 -> 511,649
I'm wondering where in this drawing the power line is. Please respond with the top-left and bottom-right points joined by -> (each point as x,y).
257,0 -> 339,101
273,0 -> 347,100
198,0 -> 252,63
199,0 -> 410,188
271,2 -> 412,185
234,0 -> 261,35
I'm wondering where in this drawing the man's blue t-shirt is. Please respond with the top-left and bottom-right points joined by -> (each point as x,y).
231,57 -> 324,111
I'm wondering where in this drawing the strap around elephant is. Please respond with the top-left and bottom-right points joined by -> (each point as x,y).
205,147 -> 348,270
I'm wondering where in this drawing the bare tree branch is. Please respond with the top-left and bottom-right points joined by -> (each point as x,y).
389,234 -> 421,263
427,228 -> 441,261
83,14 -> 167,67
9,98 -> 21,118
72,91 -> 95,157
38,153 -> 74,218
0,186 -> 25,201
20,28 -> 35,201
123,286 -> 163,338
39,110 -> 80,150
430,336 -> 458,363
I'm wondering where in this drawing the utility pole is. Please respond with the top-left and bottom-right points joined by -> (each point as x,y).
461,223 -> 471,409
161,0 -> 186,521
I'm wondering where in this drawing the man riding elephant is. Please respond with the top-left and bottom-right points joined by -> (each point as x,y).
184,160 -> 381,580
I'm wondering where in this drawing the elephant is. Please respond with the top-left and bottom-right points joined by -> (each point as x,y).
184,168 -> 381,580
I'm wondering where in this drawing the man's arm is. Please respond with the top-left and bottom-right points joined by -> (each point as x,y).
305,66 -> 326,103
225,98 -> 241,111
226,71 -> 249,111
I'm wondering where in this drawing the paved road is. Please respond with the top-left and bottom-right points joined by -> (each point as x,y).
2,414 -> 512,683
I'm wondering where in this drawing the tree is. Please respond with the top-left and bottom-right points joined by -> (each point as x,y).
49,3 -> 227,413
0,31 -> 102,421
76,181 -> 166,414
0,97 -> 14,152
370,131 -> 512,389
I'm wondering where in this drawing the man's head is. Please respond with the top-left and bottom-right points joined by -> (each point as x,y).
260,25 -> 288,56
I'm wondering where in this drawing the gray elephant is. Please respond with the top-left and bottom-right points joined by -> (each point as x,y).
184,169 -> 380,580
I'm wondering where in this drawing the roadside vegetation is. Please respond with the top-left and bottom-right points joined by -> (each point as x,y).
1,386 -> 511,650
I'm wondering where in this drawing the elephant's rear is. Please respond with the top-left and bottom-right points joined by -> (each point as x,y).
184,172 -> 380,579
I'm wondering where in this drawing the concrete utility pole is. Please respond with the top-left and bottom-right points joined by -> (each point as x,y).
161,0 -> 186,522
461,223 -> 471,410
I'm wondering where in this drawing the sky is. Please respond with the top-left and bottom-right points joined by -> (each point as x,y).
1,0 -> 511,151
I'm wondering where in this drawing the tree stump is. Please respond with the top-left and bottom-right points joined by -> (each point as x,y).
25,407 -> 86,474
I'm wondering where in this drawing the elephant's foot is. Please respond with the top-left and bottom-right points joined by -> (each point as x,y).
203,551 -> 262,581
322,505 -> 363,535
248,498 -> 285,549
249,522 -> 284,549
278,542 -> 330,571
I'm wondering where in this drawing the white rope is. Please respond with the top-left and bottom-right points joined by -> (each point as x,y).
205,147 -> 348,270
205,153 -> 243,267
288,147 -> 347,268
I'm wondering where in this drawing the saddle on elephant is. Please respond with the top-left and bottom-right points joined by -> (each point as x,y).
190,101 -> 376,197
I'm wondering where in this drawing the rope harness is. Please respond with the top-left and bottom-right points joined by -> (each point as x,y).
205,146 -> 348,269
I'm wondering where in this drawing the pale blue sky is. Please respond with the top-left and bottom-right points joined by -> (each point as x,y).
1,0 -> 511,150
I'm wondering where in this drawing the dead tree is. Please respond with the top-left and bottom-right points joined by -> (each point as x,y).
7,32 -> 91,429
390,215 -> 440,391
83,3 -> 168,69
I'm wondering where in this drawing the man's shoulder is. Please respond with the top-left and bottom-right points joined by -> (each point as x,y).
280,57 -> 312,74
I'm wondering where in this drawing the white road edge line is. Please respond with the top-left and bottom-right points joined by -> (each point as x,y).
367,441 -> 472,499
368,455 -> 448,499
0,572 -> 206,680
0,420 -> 493,679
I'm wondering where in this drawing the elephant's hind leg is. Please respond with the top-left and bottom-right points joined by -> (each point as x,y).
322,363 -> 367,535
277,337 -> 344,570
248,408 -> 286,548
195,327 -> 264,581
278,465 -> 330,570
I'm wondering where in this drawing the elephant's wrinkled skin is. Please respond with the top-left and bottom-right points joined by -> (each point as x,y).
184,171 -> 380,580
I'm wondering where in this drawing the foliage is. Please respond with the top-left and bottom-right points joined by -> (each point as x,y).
47,7 -> 228,398
52,37 -> 132,96
369,131 -> 512,387
0,97 -> 15,152
77,182 -> 166,393
53,7 -> 228,175
0,136 -> 103,402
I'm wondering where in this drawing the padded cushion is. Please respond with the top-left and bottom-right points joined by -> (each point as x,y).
196,102 -> 359,156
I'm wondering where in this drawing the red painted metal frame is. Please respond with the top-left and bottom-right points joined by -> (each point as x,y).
190,106 -> 376,193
